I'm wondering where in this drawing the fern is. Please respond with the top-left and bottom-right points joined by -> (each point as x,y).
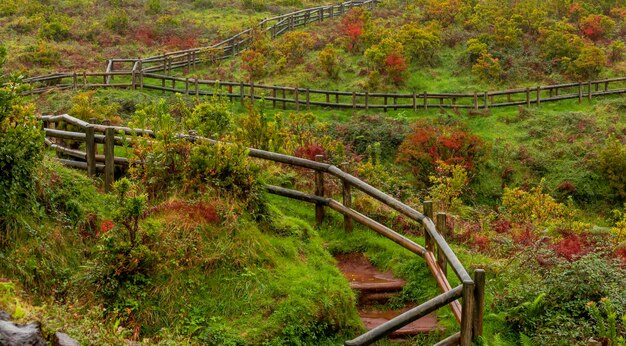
520,333 -> 533,346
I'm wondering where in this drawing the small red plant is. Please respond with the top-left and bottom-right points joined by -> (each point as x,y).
512,228 -> 537,246
384,53 -> 408,84
615,246 -> 626,263
340,8 -> 366,52
492,218 -> 511,234
472,234 -> 490,252
97,219 -> 115,237
552,234 -> 588,261
294,143 -> 326,161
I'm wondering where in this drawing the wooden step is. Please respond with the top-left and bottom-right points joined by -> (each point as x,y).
360,308 -> 439,337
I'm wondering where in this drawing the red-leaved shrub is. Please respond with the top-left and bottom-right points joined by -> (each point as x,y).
294,143 -> 325,161
552,234 -> 589,261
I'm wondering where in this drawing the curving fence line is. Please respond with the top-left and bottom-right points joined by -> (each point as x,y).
17,0 -> 625,112
40,113 -> 486,346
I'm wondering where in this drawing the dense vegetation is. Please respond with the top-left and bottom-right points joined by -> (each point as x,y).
1,0 -> 626,345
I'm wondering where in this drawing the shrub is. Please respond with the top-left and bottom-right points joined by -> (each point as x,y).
19,41 -> 61,67
472,52 -> 503,82
495,254 -> 626,344
464,38 -> 489,65
318,44 -> 340,78
608,40 -> 625,64
340,8 -> 369,53
241,49 -> 266,82
69,91 -> 121,123
427,161 -> 469,212
396,120 -> 484,186
567,43 -> 607,80
105,10 -> 130,34
502,185 -> 576,232
38,19 -> 70,41
145,0 -> 162,15
331,114 -> 410,161
189,141 -> 262,209
580,14 -> 615,40
384,53 -> 408,85
186,94 -> 233,139
0,68 -> 44,240
398,23 -> 441,66
276,32 -> 314,65
242,0 -> 266,11
596,135 -> 626,201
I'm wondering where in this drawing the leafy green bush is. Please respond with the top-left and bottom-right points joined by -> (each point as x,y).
596,135 -> 626,202
38,19 -> 70,41
105,10 -> 130,34
495,254 -> 626,345
19,41 -> 61,66
0,63 -> 44,240
185,94 -> 233,139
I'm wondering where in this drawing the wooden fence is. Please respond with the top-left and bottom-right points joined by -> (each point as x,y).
105,0 -> 380,75
40,113 -> 485,346
24,72 -> 626,111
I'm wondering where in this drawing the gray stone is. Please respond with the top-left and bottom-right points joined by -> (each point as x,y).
0,310 -> 10,321
0,320 -> 46,346
53,331 -> 80,346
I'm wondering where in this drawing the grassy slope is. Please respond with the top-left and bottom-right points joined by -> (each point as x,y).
0,155 -> 362,345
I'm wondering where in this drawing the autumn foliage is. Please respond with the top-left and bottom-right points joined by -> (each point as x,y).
396,120 -> 483,185
340,8 -> 368,53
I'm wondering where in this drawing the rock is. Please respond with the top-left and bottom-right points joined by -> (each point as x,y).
0,320 -> 46,346
53,331 -> 80,346
0,310 -> 10,321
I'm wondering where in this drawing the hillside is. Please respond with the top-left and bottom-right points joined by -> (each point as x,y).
1,0 -> 626,345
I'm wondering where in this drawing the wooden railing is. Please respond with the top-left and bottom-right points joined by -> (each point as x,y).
104,0 -> 380,75
40,113 -> 485,345
24,72 -> 626,111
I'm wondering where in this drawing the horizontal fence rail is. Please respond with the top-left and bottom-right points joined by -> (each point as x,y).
22,72 -> 626,111
40,113 -> 485,345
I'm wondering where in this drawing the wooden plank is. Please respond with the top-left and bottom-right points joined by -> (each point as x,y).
472,269 -> 485,338
436,213 -> 448,278
341,162 -> 353,232
423,201 -> 434,251
85,126 -> 96,177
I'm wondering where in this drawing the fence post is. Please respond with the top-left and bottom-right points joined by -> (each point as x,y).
473,92 -> 478,110
473,269 -> 486,339
436,213 -> 448,277
73,72 -> 77,90
250,82 -> 255,103
365,91 -> 369,111
341,162 -> 353,232
526,87 -> 530,107
413,92 -> 417,112
272,86 -> 277,108
536,86 -> 541,107
132,70 -> 136,90
460,280 -> 475,346
85,125 -> 96,177
306,88 -> 310,110
240,81 -> 245,107
315,155 -> 325,226
483,91 -> 488,111
104,127 -> 115,193
423,201 -> 434,252
283,88 -> 287,110
588,80 -> 592,102
578,82 -> 583,103
195,78 -> 199,97
185,78 -> 190,95
295,87 -> 300,111
352,91 -> 356,110
423,91 -> 428,110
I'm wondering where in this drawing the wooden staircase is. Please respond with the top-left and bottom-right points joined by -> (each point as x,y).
335,253 -> 440,340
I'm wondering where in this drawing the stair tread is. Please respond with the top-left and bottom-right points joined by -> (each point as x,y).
335,253 -> 406,293
360,309 -> 439,335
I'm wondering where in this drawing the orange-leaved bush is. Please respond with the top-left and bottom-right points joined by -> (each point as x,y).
396,120 -> 484,185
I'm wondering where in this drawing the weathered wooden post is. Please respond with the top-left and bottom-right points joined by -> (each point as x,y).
104,127 -> 115,193
295,87 -> 300,111
413,92 -> 417,112
536,86 -> 541,107
423,201 -> 434,251
423,91 -> 428,110
240,81 -> 245,107
436,213 -> 448,277
272,86 -> 277,108
578,82 -> 583,103
526,87 -> 530,107
195,78 -> 199,97
352,91 -> 356,110
315,155 -> 325,226
306,88 -> 310,110
341,162 -> 353,232
85,125 -> 96,177
282,88 -> 287,110
460,280 -> 475,346
364,91 -> 369,111
473,92 -> 478,110
473,269 -> 486,339
484,91 -> 488,110
250,81 -> 255,103
588,80 -> 592,102
185,78 -> 190,95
